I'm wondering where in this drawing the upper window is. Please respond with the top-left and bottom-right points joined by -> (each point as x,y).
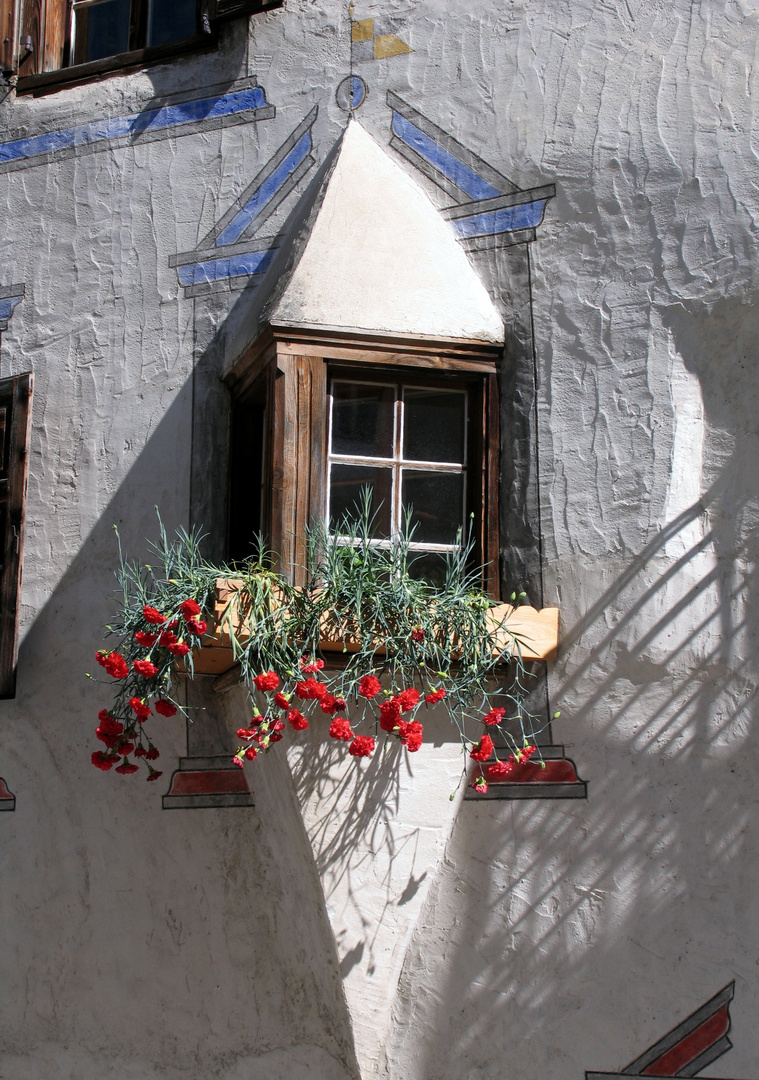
7,0 -> 283,91
71,0 -> 198,66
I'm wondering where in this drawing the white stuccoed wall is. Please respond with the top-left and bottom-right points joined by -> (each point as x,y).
1,1 -> 759,1078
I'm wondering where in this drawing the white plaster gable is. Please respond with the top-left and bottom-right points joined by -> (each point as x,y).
269,120 -> 504,343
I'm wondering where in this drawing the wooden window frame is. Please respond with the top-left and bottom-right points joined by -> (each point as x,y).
0,371 -> 32,700
225,326 -> 502,598
3,0 -> 283,93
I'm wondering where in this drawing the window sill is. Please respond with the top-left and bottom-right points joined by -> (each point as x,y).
16,34 -> 219,97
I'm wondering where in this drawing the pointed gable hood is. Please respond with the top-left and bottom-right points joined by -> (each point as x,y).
271,120 -> 503,342
225,120 -> 504,365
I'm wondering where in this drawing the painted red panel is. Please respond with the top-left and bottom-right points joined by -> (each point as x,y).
0,777 -> 14,799
491,758 -> 579,784
643,1006 -> 730,1076
167,769 -> 250,796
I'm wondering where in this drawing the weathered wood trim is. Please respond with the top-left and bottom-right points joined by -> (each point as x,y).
483,372 -> 501,597
224,322 -> 501,395
0,0 -> 18,73
269,351 -> 326,584
0,371 -> 32,699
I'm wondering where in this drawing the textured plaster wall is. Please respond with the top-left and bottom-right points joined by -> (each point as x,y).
1,1 -> 759,1078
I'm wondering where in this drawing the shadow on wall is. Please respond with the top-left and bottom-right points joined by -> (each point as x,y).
3,380 -> 360,1080
379,296 -> 759,1080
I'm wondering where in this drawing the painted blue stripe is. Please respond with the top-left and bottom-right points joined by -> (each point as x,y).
0,296 -> 22,320
215,130 -> 311,247
451,200 -> 547,239
176,247 -> 276,287
391,112 -> 501,200
0,86 -> 269,165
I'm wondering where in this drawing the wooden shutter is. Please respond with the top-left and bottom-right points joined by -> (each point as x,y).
208,0 -> 282,25
0,0 -> 18,73
16,0 -> 67,75
0,372 -> 32,699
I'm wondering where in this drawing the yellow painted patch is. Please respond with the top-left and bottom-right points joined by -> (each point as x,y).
352,19 -> 374,42
374,33 -> 412,58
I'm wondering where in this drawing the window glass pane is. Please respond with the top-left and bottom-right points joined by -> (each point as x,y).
403,388 -> 466,464
408,552 -> 448,587
149,0 -> 198,47
402,470 -> 464,545
331,383 -> 395,459
76,0 -> 130,62
329,465 -> 392,537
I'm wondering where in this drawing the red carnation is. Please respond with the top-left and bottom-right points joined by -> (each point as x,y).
287,708 -> 309,731
97,651 -> 129,679
159,630 -> 177,647
487,760 -> 513,780
470,734 -> 494,762
167,642 -> 190,657
398,688 -> 420,713
379,699 -> 401,732
253,671 -> 280,692
115,759 -> 140,775
358,674 -> 381,699
187,618 -> 207,637
244,748 -> 258,761
515,745 -> 537,764
133,746 -> 147,758
300,657 -> 325,673
179,599 -> 201,620
232,754 -> 244,768
424,687 -> 446,704
91,750 -> 114,771
410,627 -> 425,643
129,696 -> 151,719
95,712 -> 124,748
135,631 -> 157,647
133,659 -> 158,678
237,727 -> 256,740
145,747 -> 160,761
143,605 -> 165,625
146,770 -> 163,782
329,717 -> 354,742
274,691 -> 290,710
118,741 -> 135,756
471,775 -> 488,794
482,707 -> 506,726
400,720 -> 423,752
295,678 -> 327,700
154,699 -> 177,717
319,694 -> 347,715
349,735 -> 376,758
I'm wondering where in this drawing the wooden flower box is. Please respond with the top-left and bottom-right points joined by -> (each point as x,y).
182,579 -> 559,678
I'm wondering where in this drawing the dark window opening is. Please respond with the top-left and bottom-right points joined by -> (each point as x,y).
227,385 -> 266,566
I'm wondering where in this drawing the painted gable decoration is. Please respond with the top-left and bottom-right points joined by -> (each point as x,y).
170,108 -> 317,298
0,78 -> 274,175
388,92 -> 554,249
227,119 -> 504,361
351,16 -> 412,61
0,284 -> 24,332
